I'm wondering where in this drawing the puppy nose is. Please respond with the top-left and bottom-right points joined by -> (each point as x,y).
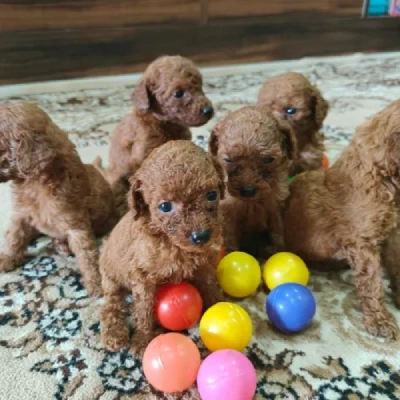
240,187 -> 257,198
190,229 -> 211,245
201,106 -> 214,118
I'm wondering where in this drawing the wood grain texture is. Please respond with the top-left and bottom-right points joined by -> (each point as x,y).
207,0 -> 365,19
0,0 -> 201,31
331,0 -> 365,15
1,11 -> 399,84
208,0 -> 332,19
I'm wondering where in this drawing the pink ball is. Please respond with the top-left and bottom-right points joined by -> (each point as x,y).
197,349 -> 257,400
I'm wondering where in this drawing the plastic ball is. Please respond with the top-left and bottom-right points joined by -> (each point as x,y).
217,251 -> 261,298
197,349 -> 257,400
323,153 -> 330,169
266,283 -> 316,333
143,333 -> 201,392
199,302 -> 252,352
263,252 -> 309,290
154,282 -> 203,331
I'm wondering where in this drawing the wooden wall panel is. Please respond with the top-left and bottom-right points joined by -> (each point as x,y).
330,0 -> 365,15
206,0 -> 365,19
0,0 -> 399,84
1,11 -> 399,84
207,0 -> 332,19
0,0 -> 201,31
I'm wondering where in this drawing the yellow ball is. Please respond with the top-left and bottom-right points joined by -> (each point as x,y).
217,251 -> 261,298
263,252 -> 309,290
199,302 -> 252,352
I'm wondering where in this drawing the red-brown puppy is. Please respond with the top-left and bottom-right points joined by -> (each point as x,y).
258,72 -> 329,176
104,55 -> 214,215
284,99 -> 400,339
100,140 -> 224,356
209,105 -> 297,258
0,102 -> 117,296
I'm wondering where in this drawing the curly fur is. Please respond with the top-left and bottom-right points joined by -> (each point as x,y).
209,105 -> 297,258
258,72 -> 329,176
0,102 -> 118,296
100,140 -> 224,356
103,55 -> 214,216
284,99 -> 400,339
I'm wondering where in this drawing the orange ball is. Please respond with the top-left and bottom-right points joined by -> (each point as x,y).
323,153 -> 329,169
143,333 -> 201,393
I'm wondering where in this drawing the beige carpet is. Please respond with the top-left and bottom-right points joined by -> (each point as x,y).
1,52 -> 400,400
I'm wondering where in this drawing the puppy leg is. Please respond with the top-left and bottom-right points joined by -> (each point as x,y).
130,282 -> 158,357
270,211 -> 284,246
264,211 -> 284,256
67,224 -> 102,297
100,274 -> 130,351
382,230 -> 400,308
192,269 -> 224,310
0,216 -> 37,272
222,219 -> 240,254
346,246 -> 398,339
51,238 -> 72,256
109,178 -> 129,218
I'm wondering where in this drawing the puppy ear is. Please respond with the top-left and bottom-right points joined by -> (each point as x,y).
312,86 -> 329,129
278,120 -> 298,161
15,132 -> 58,178
209,125 -> 220,156
131,78 -> 151,111
127,177 -> 147,220
211,156 -> 226,200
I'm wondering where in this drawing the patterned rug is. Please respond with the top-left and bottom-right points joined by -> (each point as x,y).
1,52 -> 400,400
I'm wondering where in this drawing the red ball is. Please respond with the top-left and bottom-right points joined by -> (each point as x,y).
155,282 -> 203,331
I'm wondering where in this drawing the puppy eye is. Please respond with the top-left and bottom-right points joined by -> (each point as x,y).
263,157 -> 275,164
173,90 -> 185,99
207,191 -> 218,202
158,202 -> 173,213
223,157 -> 232,163
285,108 -> 297,115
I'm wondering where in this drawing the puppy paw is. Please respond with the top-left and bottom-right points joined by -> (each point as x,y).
0,254 -> 17,272
51,239 -> 72,256
364,311 -> 398,340
130,330 -> 162,358
84,273 -> 103,298
130,334 -> 154,358
86,280 -> 103,298
271,234 -> 285,253
202,290 -> 224,310
101,325 -> 130,352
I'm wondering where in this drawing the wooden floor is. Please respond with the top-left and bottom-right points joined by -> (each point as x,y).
0,0 -> 399,84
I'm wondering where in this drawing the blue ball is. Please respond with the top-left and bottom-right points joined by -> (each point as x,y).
266,283 -> 316,333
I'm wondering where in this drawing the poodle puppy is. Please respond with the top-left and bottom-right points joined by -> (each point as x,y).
104,55 -> 214,215
284,99 -> 400,339
100,140 -> 224,356
0,102 -> 117,296
209,105 -> 297,258
258,72 -> 329,176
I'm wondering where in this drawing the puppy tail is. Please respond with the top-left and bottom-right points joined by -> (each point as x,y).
93,156 -> 128,218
